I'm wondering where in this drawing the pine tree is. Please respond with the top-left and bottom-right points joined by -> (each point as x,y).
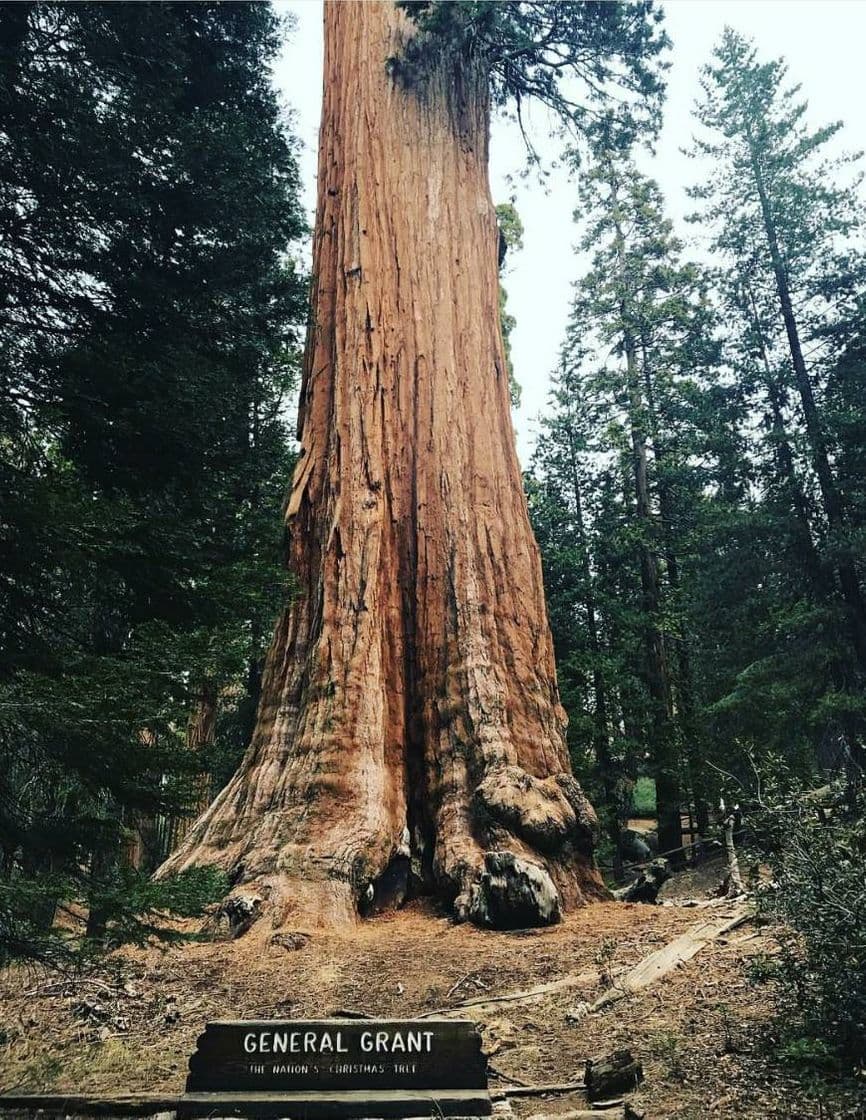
547,147 -> 721,862
529,357 -> 627,876
688,28 -> 866,680
0,2 -> 306,957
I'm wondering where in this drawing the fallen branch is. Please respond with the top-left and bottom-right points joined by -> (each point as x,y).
568,907 -> 752,1020
445,971 -> 477,999
491,1080 -> 586,1100
420,966 -> 619,1018
427,905 -> 752,1024
526,1110 -> 625,1120
488,1066 -> 531,1087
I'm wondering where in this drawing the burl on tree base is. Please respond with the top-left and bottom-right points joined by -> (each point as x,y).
157,0 -> 606,930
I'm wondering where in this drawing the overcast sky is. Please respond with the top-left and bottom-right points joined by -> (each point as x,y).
274,0 -> 866,463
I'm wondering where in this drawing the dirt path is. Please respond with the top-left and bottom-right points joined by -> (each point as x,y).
1,897 -> 862,1118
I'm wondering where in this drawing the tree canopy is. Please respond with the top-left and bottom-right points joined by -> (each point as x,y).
0,0 -> 307,961
393,0 -> 670,148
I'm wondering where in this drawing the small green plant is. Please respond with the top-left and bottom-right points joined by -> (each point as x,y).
631,776 -> 657,816
11,1053 -> 64,1092
0,865 -> 228,968
594,937 -> 618,987
83,865 -> 230,949
648,1030 -> 685,1079
776,1036 -> 839,1072
745,953 -> 780,985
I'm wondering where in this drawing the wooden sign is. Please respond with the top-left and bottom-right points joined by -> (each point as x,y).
180,1018 -> 491,1117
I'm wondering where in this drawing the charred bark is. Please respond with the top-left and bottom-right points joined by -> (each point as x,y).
157,1 -> 604,929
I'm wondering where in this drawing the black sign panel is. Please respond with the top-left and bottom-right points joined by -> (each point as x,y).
185,1019 -> 488,1094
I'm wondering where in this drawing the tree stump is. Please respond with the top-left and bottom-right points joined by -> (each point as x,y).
612,859 -> 671,904
584,1049 -> 643,1101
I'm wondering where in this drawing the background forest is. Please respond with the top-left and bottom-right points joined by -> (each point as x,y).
1,0 -> 864,1069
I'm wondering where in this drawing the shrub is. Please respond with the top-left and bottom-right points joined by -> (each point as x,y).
752,776 -> 866,1066
630,776 -> 657,816
0,865 -> 228,968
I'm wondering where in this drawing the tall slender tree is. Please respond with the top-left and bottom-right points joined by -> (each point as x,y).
688,28 -> 866,675
529,358 -> 625,875
549,148 -> 721,860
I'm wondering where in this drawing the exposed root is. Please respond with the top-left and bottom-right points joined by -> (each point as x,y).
468,851 -> 562,928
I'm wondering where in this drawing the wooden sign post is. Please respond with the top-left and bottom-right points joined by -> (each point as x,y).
179,1018 -> 491,1118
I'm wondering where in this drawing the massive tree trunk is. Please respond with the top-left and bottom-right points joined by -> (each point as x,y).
158,0 -> 604,929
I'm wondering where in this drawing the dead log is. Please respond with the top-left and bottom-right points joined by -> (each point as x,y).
491,1081 -> 586,1100
568,906 -> 752,1020
612,858 -> 671,904
584,1049 -> 643,1101
421,965 -> 616,1018
526,1110 -> 626,1120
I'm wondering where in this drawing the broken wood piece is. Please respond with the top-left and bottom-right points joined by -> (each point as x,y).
722,811 -> 746,898
526,1110 -> 626,1120
491,1080 -> 586,1100
585,1050 -> 643,1101
570,907 -> 752,1019
423,966 -> 620,1018
612,859 -> 671,904
445,972 -> 477,999
487,1066 -> 530,1087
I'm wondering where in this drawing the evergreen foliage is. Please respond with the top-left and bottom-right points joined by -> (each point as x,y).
531,146 -> 720,865
496,201 -> 524,408
0,3 -> 864,1074
0,1 -> 306,958
684,28 -> 866,762
530,32 -> 865,913
750,773 -> 866,1065
394,1 -> 670,148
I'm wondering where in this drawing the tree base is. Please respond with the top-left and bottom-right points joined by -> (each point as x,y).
160,755 -> 609,935
193,845 -> 606,939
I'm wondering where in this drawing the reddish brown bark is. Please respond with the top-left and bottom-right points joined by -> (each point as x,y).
157,0 -> 604,929
165,682 -> 218,855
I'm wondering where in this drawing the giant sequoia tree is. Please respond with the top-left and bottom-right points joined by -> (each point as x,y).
161,0 -> 668,929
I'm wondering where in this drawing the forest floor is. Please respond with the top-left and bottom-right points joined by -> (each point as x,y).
1,860 -> 864,1119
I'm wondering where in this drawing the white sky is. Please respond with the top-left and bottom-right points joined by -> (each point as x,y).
274,0 -> 866,463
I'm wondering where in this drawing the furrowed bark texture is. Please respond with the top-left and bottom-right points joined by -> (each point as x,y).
158,0 -> 604,928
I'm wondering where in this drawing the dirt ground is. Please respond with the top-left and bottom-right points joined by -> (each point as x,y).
1,864 -> 864,1119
